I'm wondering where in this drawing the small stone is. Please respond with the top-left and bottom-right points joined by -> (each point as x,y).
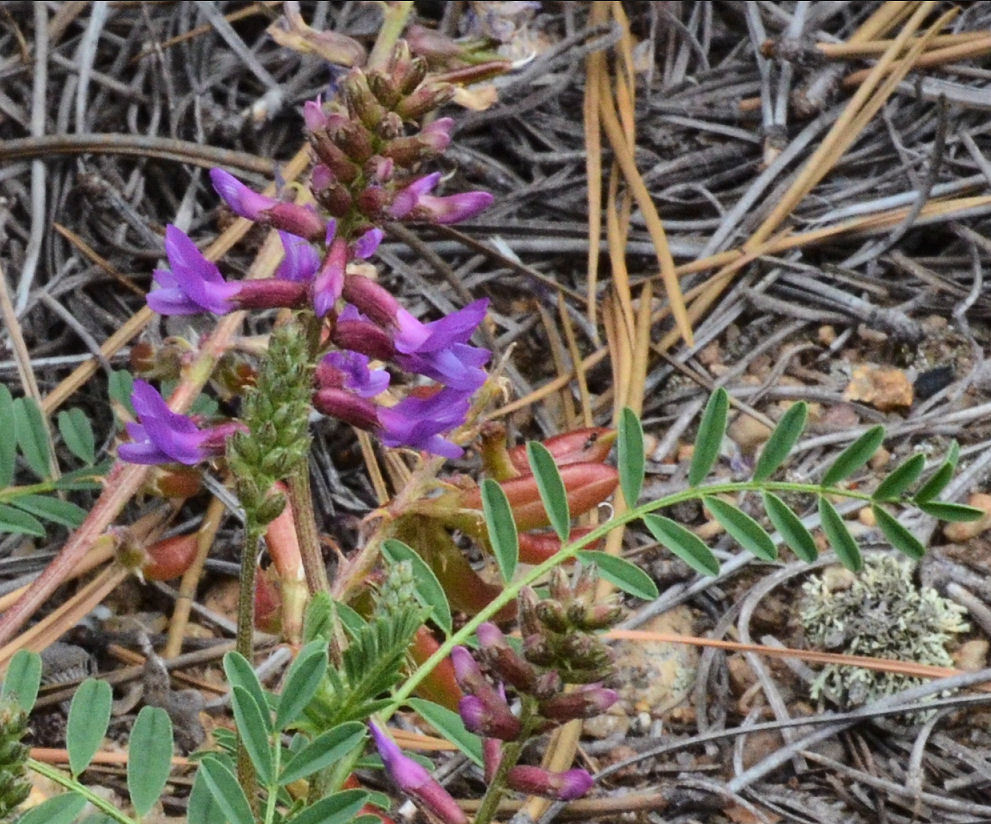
844,364 -> 913,411
857,325 -> 888,344
697,341 -> 721,367
869,446 -> 891,470
728,414 -> 773,452
818,325 -> 836,345
858,506 -> 876,527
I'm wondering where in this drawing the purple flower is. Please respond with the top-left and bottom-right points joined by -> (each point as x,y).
537,685 -> 619,722
393,300 -> 488,354
318,350 -> 389,398
118,380 -> 242,465
506,766 -> 594,801
275,231 -> 320,282
313,236 -> 349,318
147,226 -> 240,316
388,172 -> 440,218
411,191 -> 493,225
395,343 -> 489,392
420,118 -> 453,153
210,168 -> 325,240
377,388 -> 470,459
458,690 -> 521,741
369,722 -> 467,824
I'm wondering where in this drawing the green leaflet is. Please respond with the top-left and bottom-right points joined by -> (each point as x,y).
752,402 -> 807,481
617,407 -> 645,505
822,426 -> 885,487
818,497 -> 862,572
704,496 -> 777,561
526,441 -> 571,541
643,514 -> 719,577
689,388 -> 728,486
481,478 -> 519,584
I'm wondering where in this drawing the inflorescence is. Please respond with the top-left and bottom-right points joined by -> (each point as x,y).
121,41 -> 493,465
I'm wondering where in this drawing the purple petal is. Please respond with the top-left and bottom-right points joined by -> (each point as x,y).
414,191 -> 493,224
394,299 -> 489,354
396,344 -> 489,392
351,227 -> 383,260
276,232 -> 320,282
210,169 -> 276,220
322,350 -> 389,398
389,172 -> 441,219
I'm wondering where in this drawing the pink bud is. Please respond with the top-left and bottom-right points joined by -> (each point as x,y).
506,766 -> 594,801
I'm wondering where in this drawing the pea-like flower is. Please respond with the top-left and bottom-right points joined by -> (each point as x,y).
506,766 -> 594,801
210,169 -> 325,240
118,380 -> 244,465
148,226 -> 310,316
275,231 -> 320,282
369,721 -> 467,824
317,350 -> 389,398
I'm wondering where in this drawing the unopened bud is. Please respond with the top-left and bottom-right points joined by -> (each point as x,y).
535,600 -> 570,633
332,120 -> 373,163
575,602 -> 625,631
312,388 -> 379,432
309,132 -> 359,184
368,72 -> 401,108
483,738 -> 501,783
533,671 -> 563,700
477,623 -> 537,691
518,587 -> 541,637
538,685 -> 618,722
342,70 -> 388,129
458,693 -> 521,741
395,81 -> 454,120
506,766 -> 594,801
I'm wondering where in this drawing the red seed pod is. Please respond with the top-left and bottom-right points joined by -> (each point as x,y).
143,465 -> 203,499
409,628 -> 463,711
460,464 -> 619,532
254,568 -> 282,633
142,533 -> 199,581
508,428 -> 615,475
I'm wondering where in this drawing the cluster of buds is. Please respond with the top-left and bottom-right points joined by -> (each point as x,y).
456,566 -> 623,800
120,40 -> 494,466
0,697 -> 30,820
370,568 -> 622,822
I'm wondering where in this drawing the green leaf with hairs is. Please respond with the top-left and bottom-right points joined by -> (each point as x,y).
13,397 -> 51,479
0,385 -> 15,488
576,550 -> 659,600
618,407 -> 645,505
822,426 -> 885,487
197,756 -> 255,824
704,496 -> 777,561
753,402 -> 807,481
526,441 -> 570,541
818,497 -> 862,571
481,478 -> 518,583
762,492 -> 817,563
17,794 -> 86,824
58,408 -> 96,464
914,441 -> 959,503
279,722 -> 366,785
690,388 -> 728,486
128,706 -> 174,817
917,501 -> 985,522
1,649 -> 42,712
873,453 -> 926,501
12,494 -> 87,528
643,514 -> 719,577
275,640 -> 327,730
871,505 -> 925,560
67,678 -> 112,776
0,505 -> 44,537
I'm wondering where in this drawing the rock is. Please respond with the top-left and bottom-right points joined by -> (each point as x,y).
729,414 -> 773,452
954,639 -> 988,672
843,364 -> 913,411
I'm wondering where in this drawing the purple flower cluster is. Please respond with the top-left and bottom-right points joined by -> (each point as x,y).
126,50 -> 495,463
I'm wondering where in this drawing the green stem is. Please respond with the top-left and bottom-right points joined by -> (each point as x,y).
28,759 -> 140,824
472,699 -> 538,824
384,479 -> 877,716
263,734 -> 281,824
236,526 -> 261,811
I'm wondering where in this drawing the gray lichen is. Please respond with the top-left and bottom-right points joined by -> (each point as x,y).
800,556 -> 968,708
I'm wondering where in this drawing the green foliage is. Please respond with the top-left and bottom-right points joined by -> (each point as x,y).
481,478 -> 519,583
0,387 -> 107,539
1,649 -> 42,713
66,678 -> 112,777
689,387 -> 728,486
752,402 -> 807,481
526,441 -> 571,541
617,407 -> 645,504
127,707 -> 174,818
643,513 -> 720,577
0,695 -> 31,820
574,552 -> 658,600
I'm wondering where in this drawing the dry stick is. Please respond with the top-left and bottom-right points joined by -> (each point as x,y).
163,494 -> 226,659
816,30 -> 988,58
0,133 -> 273,174
582,2 -> 606,334
659,4 -> 951,352
0,144 -> 312,651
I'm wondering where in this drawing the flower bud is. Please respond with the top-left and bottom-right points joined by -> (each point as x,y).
522,634 -> 554,666
458,693 -> 521,741
533,671 -> 563,700
518,588 -> 542,637
342,70 -> 388,129
535,599 -> 570,634
233,278 -> 309,311
370,722 -> 467,824
312,388 -> 379,431
395,81 -> 454,120
331,318 -> 395,361
309,131 -> 359,184
477,622 -> 537,691
575,602 -> 625,631
356,185 -> 390,219
332,120 -> 374,163
537,685 -> 618,722
388,39 -> 429,93
506,766 -> 594,801
368,72 -> 401,108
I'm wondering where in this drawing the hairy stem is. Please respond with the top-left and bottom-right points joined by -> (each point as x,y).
236,526 -> 261,810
